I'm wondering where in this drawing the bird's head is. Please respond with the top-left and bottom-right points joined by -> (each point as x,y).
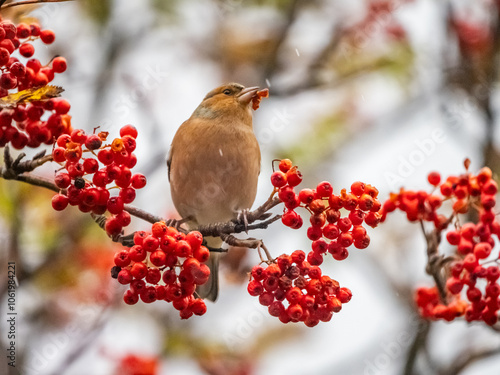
192,83 -> 260,121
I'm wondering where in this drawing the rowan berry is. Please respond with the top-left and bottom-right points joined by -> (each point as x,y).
427,171 -> 441,186
307,225 -> 323,241
130,262 -> 147,279
19,43 -> 34,57
117,269 -> 133,285
350,181 -> 365,196
286,166 -> 302,187
271,171 -> 287,188
107,196 -> 124,215
248,280 -> 264,296
278,158 -> 293,173
40,29 -> 55,44
51,194 -> 68,211
104,217 -> 122,236
52,56 -> 67,73
316,181 -> 333,198
123,290 -> 139,305
118,124 -> 137,138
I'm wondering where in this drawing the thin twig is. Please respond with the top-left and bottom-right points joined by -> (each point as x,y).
403,319 -> 431,375
420,220 -> 448,303
123,204 -> 164,224
0,0 -> 72,9
438,346 -> 500,375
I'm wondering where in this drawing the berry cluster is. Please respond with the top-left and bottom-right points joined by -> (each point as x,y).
274,159 -> 382,264
247,159 -> 381,325
111,222 -> 210,319
248,252 -> 352,327
381,162 -> 500,325
51,125 -> 146,237
0,19 -> 69,149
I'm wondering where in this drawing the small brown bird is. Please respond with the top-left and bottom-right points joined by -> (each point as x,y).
167,83 -> 262,301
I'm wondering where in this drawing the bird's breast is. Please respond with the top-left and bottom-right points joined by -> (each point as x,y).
169,118 -> 261,225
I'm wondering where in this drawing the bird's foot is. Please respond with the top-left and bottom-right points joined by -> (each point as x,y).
236,209 -> 250,233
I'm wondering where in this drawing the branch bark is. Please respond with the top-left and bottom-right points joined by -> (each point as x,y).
0,0 -> 72,9
1,148 -> 284,251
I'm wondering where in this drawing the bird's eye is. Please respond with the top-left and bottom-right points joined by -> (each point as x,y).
223,89 -> 232,95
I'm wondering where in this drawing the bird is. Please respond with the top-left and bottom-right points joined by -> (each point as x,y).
167,83 -> 262,301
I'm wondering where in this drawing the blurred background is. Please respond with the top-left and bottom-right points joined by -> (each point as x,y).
1,0 -> 500,374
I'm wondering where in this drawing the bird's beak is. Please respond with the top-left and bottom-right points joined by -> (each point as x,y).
237,86 -> 260,105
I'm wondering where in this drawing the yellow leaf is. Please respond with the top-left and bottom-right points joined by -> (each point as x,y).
0,85 -> 64,109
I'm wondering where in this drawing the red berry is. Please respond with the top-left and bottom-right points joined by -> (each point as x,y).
9,62 -> 25,77
116,211 -> 131,227
146,267 -> 161,284
0,47 -> 10,66
131,173 -> 147,189
117,269 -> 133,285
316,181 -> 333,198
307,226 -> 323,241
19,43 -> 34,58
186,231 -> 203,250
298,188 -> 315,204
142,235 -> 160,252
120,124 -> 138,138
248,280 -> 264,296
129,245 -> 147,262
474,242 -> 492,259
281,209 -> 301,228
309,213 -> 325,228
0,72 -> 17,89
123,290 -> 139,305
291,250 -> 306,263
271,171 -> 287,188
446,277 -> 463,294
51,194 -> 68,211
52,147 -> 66,162
105,217 -> 122,236
338,287 -> 352,303
54,99 -> 70,115
114,250 -> 130,267
482,180 -> 498,195
130,262 -> 148,279
279,159 -> 292,173
52,56 -> 67,73
190,299 -> 207,315
83,158 -> 99,173
350,181 -> 365,197
286,166 -> 302,187
40,29 -> 55,44
16,23 -> 30,39
427,172 -> 441,186
309,199 -> 325,213
119,187 -> 136,203
84,134 -> 101,150
107,196 -> 124,214
1,21 -> 16,40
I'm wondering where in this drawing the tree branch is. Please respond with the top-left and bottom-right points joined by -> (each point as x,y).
1,148 -> 284,251
403,319 -> 431,375
0,0 -> 73,9
420,219 -> 454,303
438,346 -> 500,375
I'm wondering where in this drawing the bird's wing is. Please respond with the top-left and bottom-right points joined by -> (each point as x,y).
166,146 -> 172,182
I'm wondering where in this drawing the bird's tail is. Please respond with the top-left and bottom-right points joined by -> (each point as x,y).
196,236 -> 222,302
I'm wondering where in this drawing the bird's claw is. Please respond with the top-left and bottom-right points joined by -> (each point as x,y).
237,209 -> 250,234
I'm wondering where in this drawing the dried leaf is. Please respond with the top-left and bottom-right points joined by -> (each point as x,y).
0,85 -> 64,108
